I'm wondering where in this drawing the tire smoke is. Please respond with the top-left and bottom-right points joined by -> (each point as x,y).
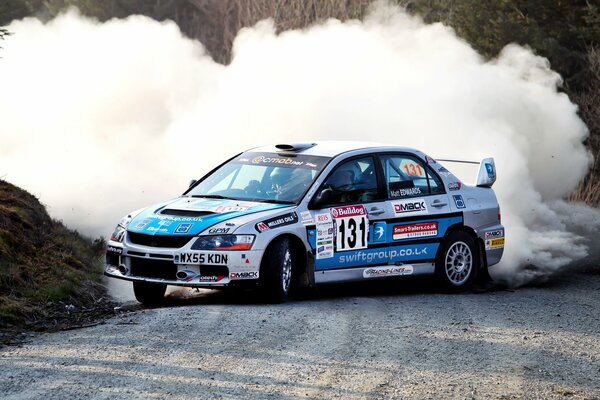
1,4 -> 598,287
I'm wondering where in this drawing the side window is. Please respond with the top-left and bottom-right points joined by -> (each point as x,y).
320,157 -> 380,206
381,155 -> 444,198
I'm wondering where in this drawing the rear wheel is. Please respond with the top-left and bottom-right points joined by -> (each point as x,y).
133,281 -> 167,305
260,238 -> 294,303
435,231 -> 479,293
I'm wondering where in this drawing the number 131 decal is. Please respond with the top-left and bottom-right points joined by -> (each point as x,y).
330,205 -> 369,252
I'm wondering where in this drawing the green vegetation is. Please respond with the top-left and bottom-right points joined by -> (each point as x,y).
0,179 -> 108,330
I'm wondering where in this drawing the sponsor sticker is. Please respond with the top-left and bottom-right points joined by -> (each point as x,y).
147,226 -> 169,233
175,223 -> 193,234
485,163 -> 495,179
316,212 -> 334,259
133,219 -> 152,230
300,211 -> 314,225
156,215 -> 203,222
215,205 -> 249,213
485,237 -> 505,250
229,271 -> 259,279
107,245 -> 123,255
208,227 -> 231,234
330,205 -> 366,218
448,182 -> 461,191
452,195 -> 466,209
438,166 -> 452,177
196,275 -> 225,283
393,222 -> 438,240
484,229 -> 504,239
252,155 -> 304,166
175,252 -> 228,265
392,199 -> 428,217
255,212 -> 299,232
390,187 -> 422,198
371,222 -> 386,243
331,205 -> 368,252
363,265 -> 414,278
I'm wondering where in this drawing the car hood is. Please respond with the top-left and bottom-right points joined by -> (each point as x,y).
127,197 -> 292,236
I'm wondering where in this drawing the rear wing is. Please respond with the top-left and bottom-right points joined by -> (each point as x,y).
434,157 -> 496,187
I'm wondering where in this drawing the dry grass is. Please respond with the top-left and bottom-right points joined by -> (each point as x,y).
0,179 -> 109,330
570,46 -> 600,207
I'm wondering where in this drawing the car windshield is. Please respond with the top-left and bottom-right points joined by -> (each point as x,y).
186,152 -> 331,204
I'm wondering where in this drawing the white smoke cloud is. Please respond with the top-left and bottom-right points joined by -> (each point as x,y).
1,4 -> 598,286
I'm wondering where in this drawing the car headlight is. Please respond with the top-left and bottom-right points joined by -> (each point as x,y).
110,225 -> 127,242
191,235 -> 255,251
110,214 -> 134,243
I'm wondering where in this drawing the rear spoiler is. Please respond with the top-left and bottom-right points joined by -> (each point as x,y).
434,157 -> 497,187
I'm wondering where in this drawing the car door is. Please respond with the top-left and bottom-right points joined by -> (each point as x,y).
309,155 -> 396,273
379,153 -> 457,267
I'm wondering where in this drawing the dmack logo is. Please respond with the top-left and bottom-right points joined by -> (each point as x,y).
230,271 -> 259,279
394,201 -> 426,213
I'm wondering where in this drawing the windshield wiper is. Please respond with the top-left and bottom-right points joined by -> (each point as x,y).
190,194 -> 233,200
258,199 -> 296,205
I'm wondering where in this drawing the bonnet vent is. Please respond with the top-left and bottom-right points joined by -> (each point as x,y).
160,209 -> 214,217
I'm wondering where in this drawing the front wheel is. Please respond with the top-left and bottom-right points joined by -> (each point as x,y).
259,238 -> 294,303
435,231 -> 479,293
133,281 -> 167,305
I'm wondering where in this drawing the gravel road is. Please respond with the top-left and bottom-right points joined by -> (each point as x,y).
1,264 -> 599,399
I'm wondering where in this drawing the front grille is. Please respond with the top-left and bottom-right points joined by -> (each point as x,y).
127,232 -> 194,248
130,257 -> 176,280
160,209 -> 214,217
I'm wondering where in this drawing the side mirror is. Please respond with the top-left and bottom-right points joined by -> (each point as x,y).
476,158 -> 496,187
311,187 -> 333,209
189,179 -> 197,188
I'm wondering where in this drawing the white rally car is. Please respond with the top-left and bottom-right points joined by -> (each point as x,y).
105,142 -> 504,304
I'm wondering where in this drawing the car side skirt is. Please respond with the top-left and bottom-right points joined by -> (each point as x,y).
314,262 -> 435,284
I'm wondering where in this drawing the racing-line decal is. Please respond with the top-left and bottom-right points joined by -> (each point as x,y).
174,252 -> 228,265
316,213 -> 334,259
255,212 -> 299,232
330,205 -> 368,252
363,265 -> 413,278
391,198 -> 428,217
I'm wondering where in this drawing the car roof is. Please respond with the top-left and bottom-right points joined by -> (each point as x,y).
248,141 -> 421,158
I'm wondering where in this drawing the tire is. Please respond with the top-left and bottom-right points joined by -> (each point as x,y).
259,238 -> 294,303
435,231 -> 479,293
133,281 -> 167,305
